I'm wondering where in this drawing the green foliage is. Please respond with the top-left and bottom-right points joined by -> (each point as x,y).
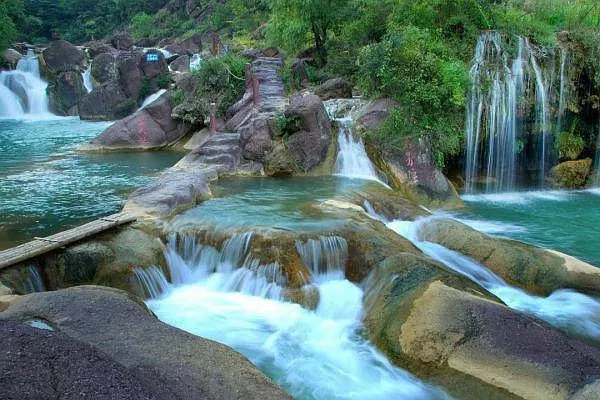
557,130 -> 585,160
156,74 -> 171,89
194,0 -> 268,36
131,10 -> 193,41
274,115 -> 301,138
138,78 -> 153,101
0,0 -> 23,55
191,53 -> 248,116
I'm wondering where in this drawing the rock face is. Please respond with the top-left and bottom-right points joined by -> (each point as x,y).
83,93 -> 192,150
419,217 -> 600,296
547,158 -> 592,189
363,255 -> 600,400
47,70 -> 86,115
359,98 -> 461,208
3,48 -> 22,68
91,53 -> 119,84
0,286 -> 291,400
41,40 -> 85,74
315,77 -> 353,100
110,31 -> 134,50
170,54 -> 191,72
78,81 -> 134,121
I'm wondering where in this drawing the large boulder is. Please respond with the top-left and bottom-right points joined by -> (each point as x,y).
83,93 -> 191,149
79,81 -> 135,121
283,93 -> 332,171
140,50 -> 168,80
239,116 -> 274,162
91,52 -> 118,84
117,52 -> 144,99
357,98 -> 399,131
315,77 -> 353,100
41,40 -> 85,75
170,55 -> 190,73
363,254 -> 600,400
0,286 -> 291,400
109,31 -> 134,51
547,158 -> 592,189
419,217 -> 600,296
47,70 -> 86,115
2,48 -> 22,68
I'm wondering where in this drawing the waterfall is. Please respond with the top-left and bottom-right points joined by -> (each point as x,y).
557,47 -> 568,134
296,235 -> 348,281
334,118 -> 383,182
464,33 -> 557,193
138,89 -> 167,110
190,54 -> 202,71
133,266 -> 169,298
386,217 -> 600,342
82,64 -> 93,93
0,50 -> 50,118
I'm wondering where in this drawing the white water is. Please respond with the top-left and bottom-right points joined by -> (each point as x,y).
138,89 -> 167,110
189,54 -> 202,71
465,33 -> 555,193
82,64 -> 93,93
387,217 -> 600,341
139,233 -> 452,400
557,47 -> 568,134
0,50 -> 51,118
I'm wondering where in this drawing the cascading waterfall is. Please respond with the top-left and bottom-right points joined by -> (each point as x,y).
139,89 -> 167,110
190,54 -> 202,71
0,50 -> 50,118
465,32 -> 557,193
386,216 -> 600,341
557,47 -> 569,135
134,232 -> 452,399
82,64 -> 93,93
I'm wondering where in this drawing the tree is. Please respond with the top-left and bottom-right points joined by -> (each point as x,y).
266,0 -> 349,65
0,0 -> 23,54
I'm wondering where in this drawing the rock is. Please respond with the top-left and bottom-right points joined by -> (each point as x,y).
240,116 -> 274,162
0,295 -> 19,312
419,217 -> 600,296
59,242 -> 114,285
140,50 -> 168,80
42,40 -> 85,74
47,70 -> 86,115
134,37 -> 158,48
125,167 -> 212,217
315,77 -> 353,100
79,81 -> 135,121
178,34 -> 202,54
264,143 -> 297,176
91,53 -> 118,84
85,41 -> 117,58
163,43 -> 187,57
363,255 -> 600,400
110,31 -> 134,50
547,158 -> 592,189
0,286 -> 292,400
83,94 -> 191,149
357,98 -> 399,131
117,52 -> 144,98
178,132 -> 251,175
0,283 -> 12,296
2,49 -> 22,68
170,54 -> 190,73
283,93 -> 332,171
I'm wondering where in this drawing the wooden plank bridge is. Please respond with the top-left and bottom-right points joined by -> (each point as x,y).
0,212 -> 137,270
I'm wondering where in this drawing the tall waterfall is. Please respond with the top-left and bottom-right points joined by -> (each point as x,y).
0,50 -> 50,118
464,33 -> 559,193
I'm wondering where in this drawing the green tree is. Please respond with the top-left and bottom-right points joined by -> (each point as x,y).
266,0 -> 349,65
0,0 -> 23,54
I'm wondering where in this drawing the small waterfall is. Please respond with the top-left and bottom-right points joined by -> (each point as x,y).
387,217 -> 600,341
557,47 -> 568,134
136,232 -> 285,300
464,33 -> 557,193
0,50 -> 50,118
334,118 -> 383,182
138,89 -> 167,110
82,64 -> 93,93
190,54 -> 202,71
296,235 -> 348,281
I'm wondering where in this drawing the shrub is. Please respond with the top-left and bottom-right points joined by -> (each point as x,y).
557,130 -> 585,160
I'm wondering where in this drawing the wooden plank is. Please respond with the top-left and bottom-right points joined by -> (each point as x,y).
0,213 -> 137,270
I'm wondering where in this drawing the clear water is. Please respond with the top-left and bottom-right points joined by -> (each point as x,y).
169,176 -> 376,232
453,190 -> 600,267
0,118 -> 183,249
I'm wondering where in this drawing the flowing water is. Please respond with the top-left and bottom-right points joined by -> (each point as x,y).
139,89 -> 167,110
0,118 -> 183,248
0,50 -> 51,118
386,217 -> 600,342
464,33 -> 556,193
140,233 -> 452,400
82,64 -> 93,93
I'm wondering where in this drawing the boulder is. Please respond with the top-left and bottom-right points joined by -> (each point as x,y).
240,116 -> 274,162
419,217 -> 600,296
79,81 -> 135,121
2,49 -> 22,68
0,286 -> 291,400
110,31 -> 134,50
547,158 -> 592,189
315,77 -> 353,100
363,255 -> 600,400
287,130 -> 330,172
42,40 -> 85,74
125,167 -> 213,218
91,52 -> 118,84
117,52 -> 144,99
83,94 -> 191,149
85,40 -> 117,58
170,55 -> 191,73
264,143 -> 297,176
140,50 -> 168,80
285,93 -> 331,134
357,98 -> 399,131
178,34 -> 202,54
47,70 -> 86,115
290,58 -> 309,88
163,43 -> 188,57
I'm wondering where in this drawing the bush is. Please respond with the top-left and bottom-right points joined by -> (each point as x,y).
557,130 -> 585,160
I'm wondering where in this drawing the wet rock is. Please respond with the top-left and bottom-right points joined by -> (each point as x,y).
85,41 -> 117,58
83,93 -> 191,149
41,40 -> 85,74
0,286 -> 292,400
363,255 -> 600,400
240,116 -> 274,162
170,54 -> 191,73
357,98 -> 399,131
419,217 -> 600,296
264,143 -> 297,176
547,158 -> 592,189
117,52 -> 144,99
2,49 -> 22,68
91,53 -> 118,84
315,77 -> 353,100
79,81 -> 135,121
47,70 -> 86,115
